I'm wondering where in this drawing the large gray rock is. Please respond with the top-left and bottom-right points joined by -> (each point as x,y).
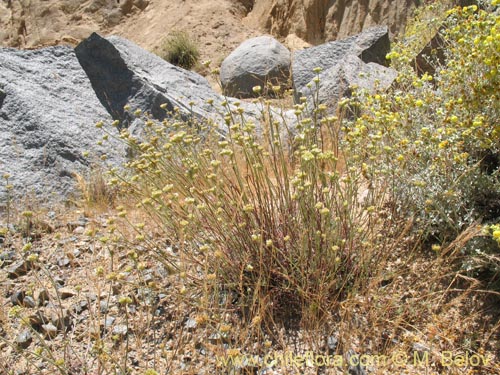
301,54 -> 397,113
0,33 -> 265,205
75,32 -> 245,128
220,35 -> 291,98
292,26 -> 391,101
0,45 -> 125,203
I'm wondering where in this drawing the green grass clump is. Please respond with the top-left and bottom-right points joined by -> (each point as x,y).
157,31 -> 200,70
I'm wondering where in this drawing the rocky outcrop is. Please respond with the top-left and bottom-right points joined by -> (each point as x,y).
220,36 -> 291,98
0,45 -> 124,201
301,54 -> 397,113
292,25 -> 390,101
0,0 -> 149,48
245,0 -> 419,44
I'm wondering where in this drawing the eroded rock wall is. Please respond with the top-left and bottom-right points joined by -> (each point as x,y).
245,0 -> 419,44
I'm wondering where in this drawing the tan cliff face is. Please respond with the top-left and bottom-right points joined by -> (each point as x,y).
244,0 -> 419,45
0,0 -> 417,64
0,0 -> 259,63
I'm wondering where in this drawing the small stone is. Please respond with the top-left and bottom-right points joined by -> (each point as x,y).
130,355 -> 139,366
413,342 -> 430,356
72,300 -> 88,314
36,289 -> 50,306
100,300 -> 109,313
112,324 -> 128,336
327,336 -> 338,353
111,284 -> 121,295
7,260 -> 34,279
0,251 -> 16,266
58,287 -> 76,299
16,330 -> 32,349
133,0 -> 149,10
208,332 -> 222,344
67,221 -> 86,232
104,316 -> 115,328
49,309 -> 72,330
27,311 -> 46,328
347,349 -> 367,375
41,323 -> 58,339
143,273 -> 154,284
154,306 -> 166,317
72,226 -> 85,235
57,257 -> 71,267
10,291 -> 25,306
22,296 -> 36,308
185,318 -> 197,331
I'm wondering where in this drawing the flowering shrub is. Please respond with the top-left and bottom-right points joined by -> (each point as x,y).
98,78 -> 395,329
344,3 -> 500,245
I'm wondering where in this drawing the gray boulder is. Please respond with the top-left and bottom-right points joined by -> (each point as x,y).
292,25 -> 391,101
75,32 -> 248,129
220,35 -> 291,98
0,33 -> 266,205
0,45 -> 125,203
301,54 -> 397,114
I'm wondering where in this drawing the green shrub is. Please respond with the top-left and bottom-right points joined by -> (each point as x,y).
157,31 -> 200,70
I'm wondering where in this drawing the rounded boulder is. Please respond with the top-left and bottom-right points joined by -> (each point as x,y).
220,36 -> 291,98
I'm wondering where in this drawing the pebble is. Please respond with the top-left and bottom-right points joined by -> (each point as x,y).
7,260 -> 34,279
72,300 -> 88,314
67,221 -> 86,232
41,323 -> 58,339
36,289 -> 50,306
347,349 -> 367,375
73,226 -> 86,235
57,257 -> 71,267
0,251 -> 16,265
112,324 -> 128,336
327,335 -> 338,353
16,330 -> 32,349
22,296 -> 36,308
10,290 -> 25,306
185,318 -> 197,331
58,287 -> 77,299
49,309 -> 72,330
27,311 -> 45,328
100,300 -> 109,313
104,316 -> 116,328
413,342 -> 430,355
208,332 -> 222,344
